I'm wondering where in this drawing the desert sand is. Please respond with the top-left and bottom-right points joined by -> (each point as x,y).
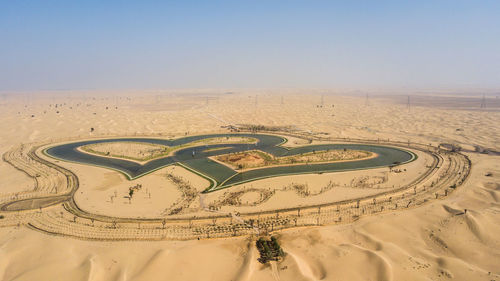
0,90 -> 499,281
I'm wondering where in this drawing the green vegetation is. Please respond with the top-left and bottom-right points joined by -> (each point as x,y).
256,236 -> 285,263
239,124 -> 294,133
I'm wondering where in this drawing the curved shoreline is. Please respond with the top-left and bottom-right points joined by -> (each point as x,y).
210,150 -> 379,173
77,136 -> 260,164
43,133 -> 415,190
0,131 -> 471,241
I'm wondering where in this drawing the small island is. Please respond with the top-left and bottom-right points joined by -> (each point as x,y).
215,149 -> 374,170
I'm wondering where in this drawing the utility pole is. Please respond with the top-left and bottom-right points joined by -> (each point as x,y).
480,94 -> 486,109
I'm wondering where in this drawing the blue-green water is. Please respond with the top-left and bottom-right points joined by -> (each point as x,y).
45,134 -> 414,191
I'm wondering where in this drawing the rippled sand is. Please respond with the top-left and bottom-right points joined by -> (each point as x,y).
0,90 -> 499,281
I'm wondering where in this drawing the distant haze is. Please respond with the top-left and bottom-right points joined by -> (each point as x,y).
1,1 -> 500,91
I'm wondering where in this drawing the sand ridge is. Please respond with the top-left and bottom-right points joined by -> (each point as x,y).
0,91 -> 499,281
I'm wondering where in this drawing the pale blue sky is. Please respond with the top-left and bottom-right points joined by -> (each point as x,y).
1,0 -> 499,90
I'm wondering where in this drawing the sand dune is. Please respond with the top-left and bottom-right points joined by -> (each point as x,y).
0,91 -> 499,280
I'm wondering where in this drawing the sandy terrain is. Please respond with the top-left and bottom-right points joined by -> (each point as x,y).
80,136 -> 256,163
81,142 -> 169,162
214,149 -> 373,170
0,90 -> 499,281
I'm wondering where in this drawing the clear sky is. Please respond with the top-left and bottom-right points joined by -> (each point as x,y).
1,0 -> 499,91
